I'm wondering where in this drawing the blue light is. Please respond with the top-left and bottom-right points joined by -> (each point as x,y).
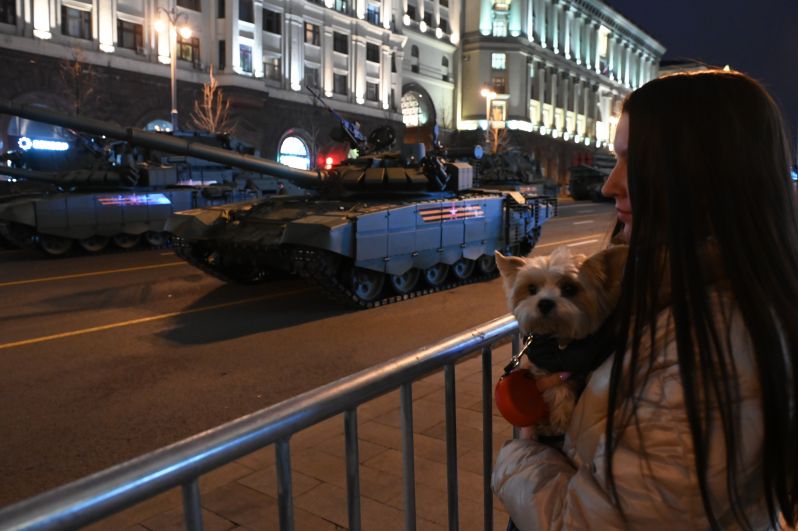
17,136 -> 70,151
97,193 -> 172,206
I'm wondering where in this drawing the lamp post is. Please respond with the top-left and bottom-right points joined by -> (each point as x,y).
154,7 -> 191,132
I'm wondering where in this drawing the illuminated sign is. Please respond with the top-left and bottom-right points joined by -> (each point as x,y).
96,193 -> 172,206
420,204 -> 485,223
17,136 -> 70,151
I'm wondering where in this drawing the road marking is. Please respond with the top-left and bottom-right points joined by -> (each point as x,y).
535,233 -> 606,249
0,288 -> 309,351
567,239 -> 600,248
573,220 -> 595,225
0,262 -> 189,288
160,252 -> 175,256
576,209 -> 596,214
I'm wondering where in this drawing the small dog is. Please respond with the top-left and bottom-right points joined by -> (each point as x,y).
495,244 -> 628,435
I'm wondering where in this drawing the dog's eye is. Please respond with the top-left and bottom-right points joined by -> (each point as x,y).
561,283 -> 579,297
527,284 -> 538,295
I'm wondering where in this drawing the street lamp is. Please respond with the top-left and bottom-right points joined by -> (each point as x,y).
154,7 -> 191,132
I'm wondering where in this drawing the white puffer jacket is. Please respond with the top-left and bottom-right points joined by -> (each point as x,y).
492,291 -> 772,530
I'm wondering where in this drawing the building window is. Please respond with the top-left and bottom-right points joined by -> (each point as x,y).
333,32 -> 348,54
177,34 -> 200,65
366,43 -> 379,63
61,6 -> 92,40
439,0 -> 447,6
401,91 -> 431,127
177,0 -> 200,11
239,43 -> 252,72
492,75 -> 507,94
145,119 -> 173,132
410,45 -> 419,73
391,55 -> 396,72
304,66 -> 319,88
218,40 -> 226,70
304,22 -> 320,45
411,45 -> 419,57
278,136 -> 311,170
366,3 -> 380,25
117,19 -> 143,51
265,56 -> 281,80
264,9 -> 281,34
1,0 -> 16,25
366,82 -> 379,101
406,4 -> 416,20
334,0 -> 348,14
333,73 -> 347,95
439,18 -> 449,33
491,52 -> 506,70
423,12 -> 432,27
217,0 -> 225,18
441,56 -> 449,82
239,0 -> 253,22
492,15 -> 507,37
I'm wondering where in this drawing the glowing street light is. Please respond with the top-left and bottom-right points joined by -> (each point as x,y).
154,6 -> 191,132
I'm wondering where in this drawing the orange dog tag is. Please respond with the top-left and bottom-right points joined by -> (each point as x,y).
494,369 -> 549,427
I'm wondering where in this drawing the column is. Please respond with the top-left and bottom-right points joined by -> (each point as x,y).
434,0 -> 441,34
449,0 -> 460,43
593,23 -> 600,73
563,7 -> 572,60
560,73 -> 569,131
623,42 -> 631,86
286,13 -> 303,90
380,45 -> 392,109
537,0 -> 546,48
581,17 -> 591,67
381,0 -> 392,29
98,0 -> 115,52
549,66 -> 558,128
536,64 -> 546,124
393,48 -> 404,108
356,0 -> 366,19
31,0 -> 50,38
607,33 -> 615,80
322,27 -> 334,97
253,0 -> 263,77
352,35 -> 367,103
572,13 -> 582,64
550,0 -> 559,53
225,0 -> 239,72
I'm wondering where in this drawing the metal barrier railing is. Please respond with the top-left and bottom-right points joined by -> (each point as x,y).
0,314 -> 520,531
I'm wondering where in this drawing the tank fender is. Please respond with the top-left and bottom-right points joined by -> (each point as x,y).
0,200 -> 36,227
280,215 -> 352,256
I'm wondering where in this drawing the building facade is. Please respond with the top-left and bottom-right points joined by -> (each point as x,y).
0,0 -> 660,179
457,0 -> 664,185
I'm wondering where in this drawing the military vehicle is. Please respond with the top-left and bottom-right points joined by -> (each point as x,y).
568,152 -> 616,201
0,99 -> 557,307
0,124 -> 302,255
477,149 -> 559,198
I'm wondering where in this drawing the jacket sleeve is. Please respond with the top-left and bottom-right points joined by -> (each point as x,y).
492,438 -> 626,530
491,359 -> 708,530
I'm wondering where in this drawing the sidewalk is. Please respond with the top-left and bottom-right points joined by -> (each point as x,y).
85,343 -> 516,531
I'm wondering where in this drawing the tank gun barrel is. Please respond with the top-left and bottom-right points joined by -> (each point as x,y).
0,166 -> 62,183
0,100 -> 326,189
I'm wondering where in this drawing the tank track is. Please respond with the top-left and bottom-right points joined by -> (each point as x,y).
172,238 -> 275,285
290,247 -> 500,309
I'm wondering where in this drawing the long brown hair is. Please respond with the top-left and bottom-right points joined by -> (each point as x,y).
605,71 -> 798,528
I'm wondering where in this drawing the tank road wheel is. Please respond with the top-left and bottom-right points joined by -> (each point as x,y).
476,254 -> 498,275
451,258 -> 476,280
423,263 -> 450,287
112,233 -> 140,249
350,267 -> 385,302
144,231 -> 169,247
221,254 -> 270,285
78,235 -> 110,253
389,268 -> 420,295
38,234 -> 73,256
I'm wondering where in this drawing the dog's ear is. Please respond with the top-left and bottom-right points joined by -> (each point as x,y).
578,245 -> 629,304
494,251 -> 526,283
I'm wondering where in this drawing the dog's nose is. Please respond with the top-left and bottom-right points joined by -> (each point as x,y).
538,299 -> 555,315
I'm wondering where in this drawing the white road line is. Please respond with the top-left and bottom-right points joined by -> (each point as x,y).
566,239 -> 599,247
572,220 -> 595,225
576,209 -> 596,214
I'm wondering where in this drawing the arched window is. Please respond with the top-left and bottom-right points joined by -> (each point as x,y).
400,90 -> 432,127
145,119 -> 173,132
278,135 -> 311,170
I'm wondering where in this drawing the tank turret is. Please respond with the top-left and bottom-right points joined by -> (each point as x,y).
0,99 -> 557,306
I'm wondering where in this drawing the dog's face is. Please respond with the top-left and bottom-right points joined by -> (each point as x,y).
495,245 -> 628,342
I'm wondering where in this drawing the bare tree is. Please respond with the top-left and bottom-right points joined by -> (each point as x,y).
59,47 -> 98,116
190,66 -> 236,133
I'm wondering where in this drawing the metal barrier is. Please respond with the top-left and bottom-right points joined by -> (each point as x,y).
0,314 -> 521,531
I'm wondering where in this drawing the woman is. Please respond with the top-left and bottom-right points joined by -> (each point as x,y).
492,70 -> 798,530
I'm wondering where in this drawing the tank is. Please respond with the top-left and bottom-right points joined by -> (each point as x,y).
476,149 -> 559,197
0,99 -> 557,307
0,123 -> 303,255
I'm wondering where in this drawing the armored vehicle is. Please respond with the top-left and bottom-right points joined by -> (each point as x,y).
567,152 -> 616,201
476,149 -> 559,198
0,123 -> 301,255
0,100 -> 557,307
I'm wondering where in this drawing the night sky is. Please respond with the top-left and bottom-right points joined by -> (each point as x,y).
605,0 -> 798,160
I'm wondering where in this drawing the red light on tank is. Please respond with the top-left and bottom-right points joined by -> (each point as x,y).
325,156 -> 334,170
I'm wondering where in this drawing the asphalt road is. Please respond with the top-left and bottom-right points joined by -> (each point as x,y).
0,200 -> 616,506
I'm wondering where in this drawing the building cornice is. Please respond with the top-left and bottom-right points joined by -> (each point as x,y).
564,0 -> 665,56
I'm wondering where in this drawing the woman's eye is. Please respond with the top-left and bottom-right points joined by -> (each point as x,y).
528,284 -> 538,295
561,284 -> 578,297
